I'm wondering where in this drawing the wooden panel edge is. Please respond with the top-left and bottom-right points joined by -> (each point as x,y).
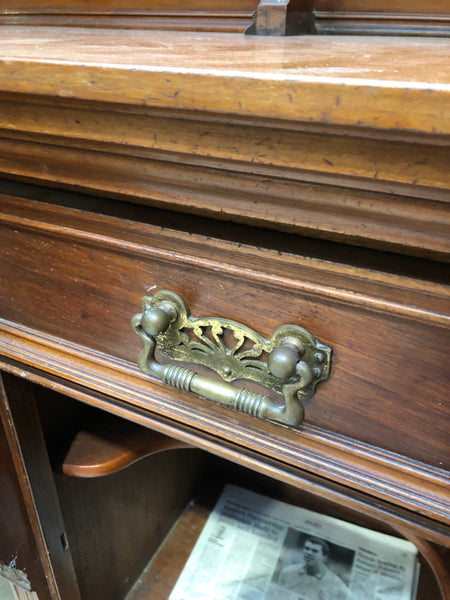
0,318 -> 448,529
0,11 -> 253,32
1,193 -> 449,326
0,87 -> 448,258
1,351 -> 449,551
0,30 -> 449,135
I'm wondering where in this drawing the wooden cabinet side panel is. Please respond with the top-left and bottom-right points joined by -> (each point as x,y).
0,375 -> 56,600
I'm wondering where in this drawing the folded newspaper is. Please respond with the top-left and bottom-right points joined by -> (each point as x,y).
169,484 -> 419,600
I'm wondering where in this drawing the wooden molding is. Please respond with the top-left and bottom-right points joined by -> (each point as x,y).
1,191 -> 449,323
0,1 -> 257,31
0,29 -> 449,258
0,18 -> 448,597
0,13 -> 254,32
0,131 -> 448,260
1,2 -> 448,36
314,12 -> 450,36
0,30 -> 448,134
313,0 -> 450,36
0,318 -> 449,536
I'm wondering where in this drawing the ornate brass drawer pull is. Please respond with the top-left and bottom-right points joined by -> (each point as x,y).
131,290 -> 331,427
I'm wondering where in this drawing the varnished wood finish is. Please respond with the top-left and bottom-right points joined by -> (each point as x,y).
2,361 -> 449,597
314,0 -> 450,36
57,410 -> 191,477
0,29 -> 448,132
0,373 -> 82,600
126,491 -> 216,600
2,376 -> 206,600
315,0 -> 448,9
54,448 -> 206,600
2,341 -> 450,548
0,188 -> 448,535
0,21 -> 448,600
0,1 -> 257,31
0,29 -> 448,258
0,127 -> 448,258
0,377 -> 55,600
0,191 -> 448,467
399,532 -> 450,600
0,0 -> 448,35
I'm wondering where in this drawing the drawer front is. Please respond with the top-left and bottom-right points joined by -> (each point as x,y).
0,193 -> 449,523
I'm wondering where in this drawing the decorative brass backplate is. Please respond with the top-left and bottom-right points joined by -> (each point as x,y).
131,290 -> 331,427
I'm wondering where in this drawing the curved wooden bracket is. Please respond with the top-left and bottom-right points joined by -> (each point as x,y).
57,414 -> 191,478
397,530 -> 450,600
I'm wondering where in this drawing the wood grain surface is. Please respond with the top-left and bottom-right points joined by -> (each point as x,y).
0,380 -> 56,600
0,0 -> 448,35
0,190 -> 448,532
0,28 -> 448,258
57,411 -> 191,477
314,0 -> 450,35
0,374 -> 82,600
0,1 -> 256,32
0,18 -> 448,600
0,28 -> 449,133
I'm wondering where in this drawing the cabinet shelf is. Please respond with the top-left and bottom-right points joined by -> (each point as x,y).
126,494 -> 211,600
54,411 -> 191,478
124,481 -> 446,600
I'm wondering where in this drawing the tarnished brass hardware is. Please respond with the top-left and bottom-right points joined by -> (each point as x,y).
131,290 -> 331,427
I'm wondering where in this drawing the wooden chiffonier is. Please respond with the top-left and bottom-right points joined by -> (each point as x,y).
0,10 -> 449,600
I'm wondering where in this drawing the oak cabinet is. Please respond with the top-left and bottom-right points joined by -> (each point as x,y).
0,24 -> 448,600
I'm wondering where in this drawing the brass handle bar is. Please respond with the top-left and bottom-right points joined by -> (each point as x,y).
131,290 -> 331,427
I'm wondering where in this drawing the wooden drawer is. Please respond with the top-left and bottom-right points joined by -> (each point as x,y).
0,185 -> 449,532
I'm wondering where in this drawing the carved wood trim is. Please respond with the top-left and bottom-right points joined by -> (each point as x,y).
1,192 -> 449,324
313,0 -> 450,37
0,319 -> 449,535
0,2 -> 257,31
0,29 -> 449,257
1,1 -> 448,35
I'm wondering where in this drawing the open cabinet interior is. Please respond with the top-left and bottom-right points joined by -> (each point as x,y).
1,372 -> 446,600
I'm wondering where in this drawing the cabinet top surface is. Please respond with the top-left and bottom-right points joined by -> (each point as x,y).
1,28 -> 449,83
0,28 -> 449,133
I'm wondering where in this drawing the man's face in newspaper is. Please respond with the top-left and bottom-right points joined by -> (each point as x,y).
303,541 -> 326,574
